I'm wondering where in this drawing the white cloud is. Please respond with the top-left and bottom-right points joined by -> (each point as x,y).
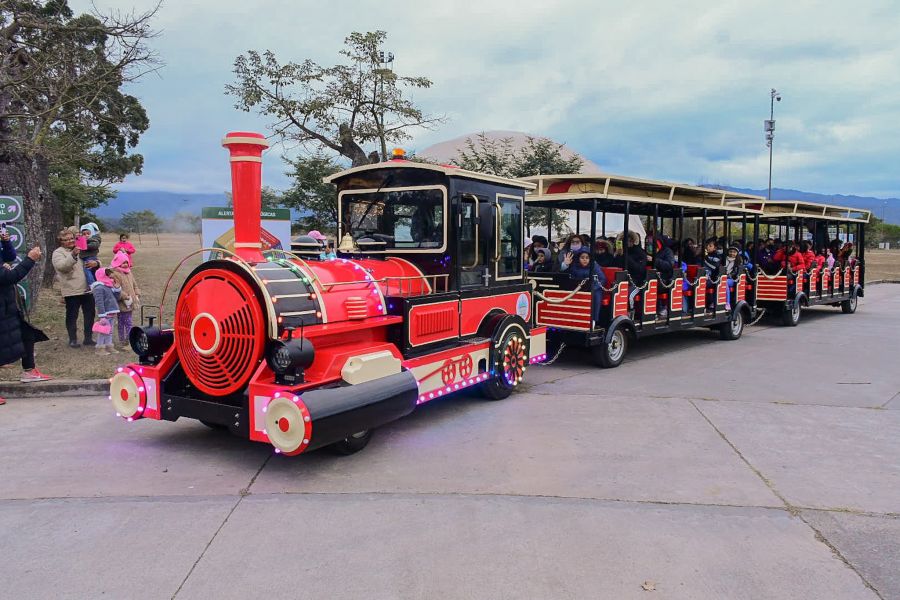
72,0 -> 900,197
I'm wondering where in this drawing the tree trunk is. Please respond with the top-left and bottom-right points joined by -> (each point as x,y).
0,148 -> 61,307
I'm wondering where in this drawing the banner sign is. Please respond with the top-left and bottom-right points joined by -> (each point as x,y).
200,207 -> 291,261
0,195 -> 23,223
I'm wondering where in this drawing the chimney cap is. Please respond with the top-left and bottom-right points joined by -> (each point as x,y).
222,131 -> 270,148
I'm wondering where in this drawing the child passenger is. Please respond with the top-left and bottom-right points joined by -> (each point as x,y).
568,250 -> 608,321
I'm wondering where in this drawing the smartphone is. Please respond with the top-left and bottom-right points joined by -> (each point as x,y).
76,235 -> 88,250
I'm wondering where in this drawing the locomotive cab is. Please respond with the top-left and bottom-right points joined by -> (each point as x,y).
109,134 -> 547,457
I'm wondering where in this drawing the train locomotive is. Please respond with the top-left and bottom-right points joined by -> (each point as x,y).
109,132 -> 547,455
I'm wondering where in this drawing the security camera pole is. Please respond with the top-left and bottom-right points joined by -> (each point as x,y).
765,88 -> 781,202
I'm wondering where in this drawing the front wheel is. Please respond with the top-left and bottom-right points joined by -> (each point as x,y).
481,326 -> 529,400
841,293 -> 858,314
781,302 -> 801,327
592,327 -> 628,368
719,310 -> 744,340
328,430 -> 372,455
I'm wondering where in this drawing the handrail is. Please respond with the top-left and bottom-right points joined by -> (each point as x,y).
462,194 -> 480,269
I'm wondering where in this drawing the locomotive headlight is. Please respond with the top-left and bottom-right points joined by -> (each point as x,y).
266,337 -> 315,383
129,326 -> 174,364
271,344 -> 293,373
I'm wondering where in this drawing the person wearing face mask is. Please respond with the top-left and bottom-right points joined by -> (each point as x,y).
557,233 -> 585,271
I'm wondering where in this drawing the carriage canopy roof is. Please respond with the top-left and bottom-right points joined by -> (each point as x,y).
324,160 -> 536,190
728,199 -> 871,224
520,173 -> 765,216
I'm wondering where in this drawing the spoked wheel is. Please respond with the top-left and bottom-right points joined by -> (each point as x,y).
719,309 -> 744,340
329,430 -> 373,455
841,293 -> 858,314
481,326 -> 529,400
781,302 -> 801,327
592,327 -> 627,368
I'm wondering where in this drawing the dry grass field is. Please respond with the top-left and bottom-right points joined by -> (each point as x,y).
3,235 -> 899,382
1,233 -> 201,382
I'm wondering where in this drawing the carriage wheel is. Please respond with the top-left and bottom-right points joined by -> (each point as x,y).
719,309 -> 744,340
592,327 -> 628,368
781,302 -> 801,327
841,293 -> 858,314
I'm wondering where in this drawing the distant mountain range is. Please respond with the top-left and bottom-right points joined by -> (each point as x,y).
94,191 -> 226,220
716,186 -> 900,224
99,186 -> 900,225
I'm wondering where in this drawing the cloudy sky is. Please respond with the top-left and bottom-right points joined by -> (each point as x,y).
72,0 -> 900,198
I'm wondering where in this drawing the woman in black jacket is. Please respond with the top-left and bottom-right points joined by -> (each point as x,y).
1,237 -> 50,406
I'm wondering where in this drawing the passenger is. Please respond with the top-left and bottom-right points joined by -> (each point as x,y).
525,234 -> 549,269
568,250 -> 607,321
772,241 -> 805,273
593,238 -> 615,268
682,238 -> 701,265
839,242 -> 854,267
825,247 -> 836,269
530,248 -> 553,273
799,241 -> 816,270
654,236 -> 676,319
615,231 -> 647,310
557,233 -> 585,271
703,237 -> 722,278
756,239 -> 773,270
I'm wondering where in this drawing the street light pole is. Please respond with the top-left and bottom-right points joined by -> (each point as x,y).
377,51 -> 394,161
765,88 -> 781,202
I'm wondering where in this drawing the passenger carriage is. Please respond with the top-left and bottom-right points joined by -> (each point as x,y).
522,174 -> 765,367
108,133 -> 546,456
729,199 -> 870,326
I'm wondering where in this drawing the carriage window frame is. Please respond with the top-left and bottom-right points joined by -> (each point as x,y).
337,185 -> 448,254
495,193 -> 524,281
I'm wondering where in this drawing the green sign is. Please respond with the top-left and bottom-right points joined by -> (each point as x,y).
201,206 -> 290,220
0,195 -> 23,223
4,223 -> 25,251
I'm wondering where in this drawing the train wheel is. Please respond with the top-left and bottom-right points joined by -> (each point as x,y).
329,430 -> 373,455
592,327 -> 627,368
481,324 -> 529,400
719,310 -> 744,340
841,293 -> 858,314
781,302 -> 801,327
200,420 -> 227,431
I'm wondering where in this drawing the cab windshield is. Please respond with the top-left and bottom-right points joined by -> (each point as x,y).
342,188 -> 445,250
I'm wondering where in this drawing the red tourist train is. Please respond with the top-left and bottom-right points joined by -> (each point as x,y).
110,132 -> 546,455
109,131 -> 869,456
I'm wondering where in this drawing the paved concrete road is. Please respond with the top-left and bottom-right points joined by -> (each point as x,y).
1,285 -> 898,599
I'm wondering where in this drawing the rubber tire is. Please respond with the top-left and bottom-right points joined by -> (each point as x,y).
592,327 -> 628,369
781,302 -> 801,327
328,430 -> 372,455
719,310 -> 744,340
841,293 -> 858,314
480,325 -> 529,401
200,420 -> 228,431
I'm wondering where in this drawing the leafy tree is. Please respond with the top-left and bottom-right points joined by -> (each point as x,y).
281,151 -> 341,234
453,133 -> 583,235
864,216 -> 900,248
120,209 -> 161,234
225,186 -> 282,210
169,210 -> 201,234
226,30 -> 444,167
0,1 -> 157,299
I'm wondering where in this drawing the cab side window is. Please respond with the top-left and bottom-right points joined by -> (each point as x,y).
497,195 -> 522,279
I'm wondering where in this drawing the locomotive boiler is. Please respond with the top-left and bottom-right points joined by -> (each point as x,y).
109,132 -> 547,455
